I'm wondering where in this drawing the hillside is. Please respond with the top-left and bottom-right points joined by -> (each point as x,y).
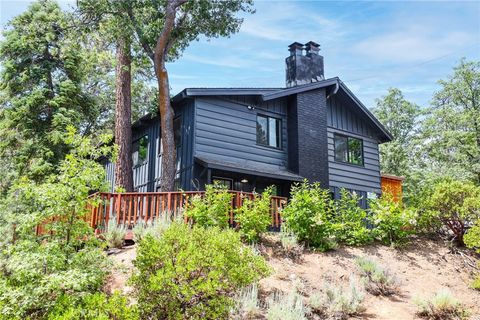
107,236 -> 480,319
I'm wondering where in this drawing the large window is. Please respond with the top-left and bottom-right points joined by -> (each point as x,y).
334,134 -> 363,165
132,135 -> 149,166
256,115 -> 281,148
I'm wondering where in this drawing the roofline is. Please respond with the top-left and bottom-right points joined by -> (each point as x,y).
194,157 -> 304,182
172,87 -> 282,102
261,77 -> 339,101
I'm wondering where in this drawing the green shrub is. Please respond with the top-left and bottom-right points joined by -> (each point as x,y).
105,219 -> 126,249
185,184 -> 233,229
309,277 -> 364,319
0,241 -> 110,319
0,129 -> 114,319
235,188 -> 272,243
415,289 -> 468,319
425,179 -> 480,244
471,273 -> 480,290
47,291 -> 138,320
131,222 -> 270,319
464,220 -> 480,253
369,195 -> 416,246
266,291 -> 308,320
282,181 -> 336,250
355,256 -> 400,296
332,189 -> 372,245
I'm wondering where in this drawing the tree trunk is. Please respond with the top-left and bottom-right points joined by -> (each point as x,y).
156,58 -> 176,192
114,36 -> 134,192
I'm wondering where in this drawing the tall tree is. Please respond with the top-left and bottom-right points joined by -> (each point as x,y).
0,0 -> 96,187
114,35 -> 134,191
421,59 -> 480,183
77,1 -> 135,192
125,0 -> 254,191
372,88 -> 420,177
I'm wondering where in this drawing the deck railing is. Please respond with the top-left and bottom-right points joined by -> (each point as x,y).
86,191 -> 287,231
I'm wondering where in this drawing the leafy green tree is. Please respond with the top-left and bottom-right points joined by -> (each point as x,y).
421,59 -> 480,184
0,0 -> 98,187
372,88 -> 421,193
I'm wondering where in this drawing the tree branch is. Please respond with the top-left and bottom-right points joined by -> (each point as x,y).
126,6 -> 155,61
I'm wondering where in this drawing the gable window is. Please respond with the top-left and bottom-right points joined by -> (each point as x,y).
334,134 -> 363,165
132,135 -> 149,166
256,115 -> 281,148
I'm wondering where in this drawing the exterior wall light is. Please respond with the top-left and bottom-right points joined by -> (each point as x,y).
240,179 -> 248,183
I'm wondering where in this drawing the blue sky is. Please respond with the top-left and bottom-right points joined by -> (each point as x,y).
1,0 -> 479,108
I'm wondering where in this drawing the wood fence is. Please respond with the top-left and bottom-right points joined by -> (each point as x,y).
86,191 -> 287,231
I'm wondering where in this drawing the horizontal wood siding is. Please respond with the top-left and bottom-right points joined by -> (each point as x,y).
194,97 -> 288,168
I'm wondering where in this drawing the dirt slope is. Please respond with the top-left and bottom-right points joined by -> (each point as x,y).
260,236 -> 480,319
107,237 -> 480,319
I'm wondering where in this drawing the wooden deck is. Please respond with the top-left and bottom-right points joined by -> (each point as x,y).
86,191 -> 287,231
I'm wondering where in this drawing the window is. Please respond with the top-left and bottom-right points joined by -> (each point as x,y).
174,116 -> 182,146
212,177 -> 233,190
256,115 -> 281,148
132,135 -> 149,166
334,134 -> 363,165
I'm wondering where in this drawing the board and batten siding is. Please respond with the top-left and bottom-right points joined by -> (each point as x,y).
326,93 -> 382,195
194,97 -> 288,169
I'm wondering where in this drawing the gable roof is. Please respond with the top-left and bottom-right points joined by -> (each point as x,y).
173,78 -> 392,143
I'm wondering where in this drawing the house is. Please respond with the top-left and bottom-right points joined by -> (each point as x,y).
104,41 -> 392,207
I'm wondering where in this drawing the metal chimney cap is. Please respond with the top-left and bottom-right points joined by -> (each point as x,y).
305,41 -> 320,48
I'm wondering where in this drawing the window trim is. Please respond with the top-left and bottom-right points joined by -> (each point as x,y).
256,114 -> 282,149
333,133 -> 364,166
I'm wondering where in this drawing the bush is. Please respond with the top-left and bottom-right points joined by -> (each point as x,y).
282,181 -> 336,251
0,129 -> 114,319
0,241 -> 110,319
425,180 -> 480,244
105,219 -> 126,249
231,284 -> 261,319
332,189 -> 372,245
369,195 -> 416,246
235,188 -> 272,243
415,289 -> 468,319
47,291 -> 138,320
355,256 -> 400,296
131,222 -> 270,319
266,291 -> 308,320
464,220 -> 480,253
309,277 -> 364,319
185,184 -> 233,229
471,274 -> 480,291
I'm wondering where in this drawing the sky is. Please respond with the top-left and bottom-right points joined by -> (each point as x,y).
0,0 -> 479,108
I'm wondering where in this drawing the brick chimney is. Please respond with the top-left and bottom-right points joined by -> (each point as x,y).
285,41 -> 324,87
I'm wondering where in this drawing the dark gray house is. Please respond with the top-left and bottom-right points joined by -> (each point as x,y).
105,41 -> 392,205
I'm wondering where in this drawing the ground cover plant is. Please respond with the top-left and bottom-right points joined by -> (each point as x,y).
355,256 -> 400,296
415,289 -> 468,320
